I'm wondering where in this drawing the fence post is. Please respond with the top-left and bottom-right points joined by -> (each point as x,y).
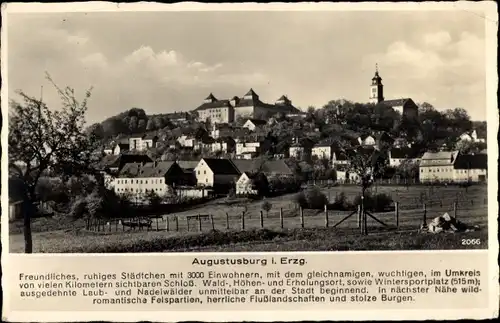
357,205 -> 362,230
453,201 -> 458,219
260,211 -> 264,228
363,206 -> 368,235
97,219 -> 100,232
198,214 -> 202,232
226,212 -> 230,230
324,204 -> 329,228
300,207 -> 304,228
395,202 -> 399,229
241,212 -> 245,230
280,208 -> 284,229
109,221 -> 111,232
187,217 -> 190,232
166,217 -> 170,231
211,215 -> 215,231
115,220 -> 118,232
471,199 -> 474,206
156,217 -> 159,231
175,216 -> 179,231
423,203 -> 427,227
122,219 -> 124,232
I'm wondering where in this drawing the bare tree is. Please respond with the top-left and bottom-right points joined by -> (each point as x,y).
8,73 -> 99,253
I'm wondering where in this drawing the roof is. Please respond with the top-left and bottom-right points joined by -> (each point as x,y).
246,119 -> 267,126
453,154 -> 487,170
231,160 -> 263,173
195,99 -> 233,111
261,160 -> 293,175
389,147 -> 421,159
205,93 -> 217,102
420,151 -> 459,166
175,160 -> 200,170
276,95 -> 290,102
201,158 -> 240,175
380,98 -> 413,107
118,161 -> 177,178
143,133 -> 158,140
243,88 -> 259,98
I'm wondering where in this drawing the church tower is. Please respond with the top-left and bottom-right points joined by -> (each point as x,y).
369,64 -> 384,104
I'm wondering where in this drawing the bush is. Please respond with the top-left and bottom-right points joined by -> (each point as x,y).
353,192 -> 394,212
330,192 -> 353,211
295,187 -> 328,210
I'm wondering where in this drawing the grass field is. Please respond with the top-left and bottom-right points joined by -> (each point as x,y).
8,184 -> 489,253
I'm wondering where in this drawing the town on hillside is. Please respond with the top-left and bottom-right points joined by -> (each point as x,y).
88,67 -> 488,203
8,66 -> 489,254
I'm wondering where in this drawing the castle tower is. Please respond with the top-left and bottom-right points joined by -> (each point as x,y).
369,64 -> 384,104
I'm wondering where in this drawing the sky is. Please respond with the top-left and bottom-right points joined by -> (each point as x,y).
6,9 -> 488,124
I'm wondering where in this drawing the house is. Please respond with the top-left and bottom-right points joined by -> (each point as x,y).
211,123 -> 233,139
419,151 -> 459,183
231,159 -> 294,178
129,136 -> 143,151
311,141 -> 336,161
195,93 -> 235,124
112,161 -> 188,200
453,154 -> 487,183
332,151 -> 350,166
242,118 -> 267,132
289,138 -> 314,160
235,137 -> 272,158
165,111 -> 190,124
210,137 -> 236,154
194,158 -> 241,192
142,134 -> 159,150
388,147 -> 422,167
459,129 -> 486,143
357,134 -> 376,147
177,135 -> 196,148
95,153 -> 154,175
103,143 -> 114,155
236,172 -> 269,196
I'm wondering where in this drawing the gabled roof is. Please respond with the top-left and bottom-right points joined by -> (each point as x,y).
381,98 -> 413,107
205,93 -> 217,102
276,95 -> 289,101
420,151 -> 459,166
453,154 -> 487,170
176,160 -> 200,170
244,88 -> 259,98
261,160 -> 293,175
232,160 -> 263,174
201,158 -> 240,175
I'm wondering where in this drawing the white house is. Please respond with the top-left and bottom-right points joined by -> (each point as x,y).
459,130 -> 486,143
311,142 -> 335,161
194,158 -> 240,187
452,154 -> 487,183
242,118 -> 267,132
235,172 -> 267,196
235,138 -> 271,157
419,151 -> 459,183
388,148 -> 422,167
177,135 -> 196,148
112,161 -> 186,201
358,134 -> 376,147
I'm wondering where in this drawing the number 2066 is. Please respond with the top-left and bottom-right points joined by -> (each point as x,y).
462,239 -> 481,245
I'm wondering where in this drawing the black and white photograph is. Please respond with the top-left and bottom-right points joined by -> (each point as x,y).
4,5 -> 493,254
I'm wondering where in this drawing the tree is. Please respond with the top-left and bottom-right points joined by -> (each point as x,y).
145,189 -> 162,208
261,200 -> 272,217
8,73 -> 99,253
395,159 -> 419,189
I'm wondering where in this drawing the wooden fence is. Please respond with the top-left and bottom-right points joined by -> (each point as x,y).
85,197 -> 488,234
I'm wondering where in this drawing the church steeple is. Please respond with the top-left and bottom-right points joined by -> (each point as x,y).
369,63 -> 384,104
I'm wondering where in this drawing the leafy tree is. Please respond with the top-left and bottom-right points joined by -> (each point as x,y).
261,200 -> 272,217
8,73 -> 100,253
145,189 -> 162,208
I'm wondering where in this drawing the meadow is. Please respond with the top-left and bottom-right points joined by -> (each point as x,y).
8,184 -> 489,253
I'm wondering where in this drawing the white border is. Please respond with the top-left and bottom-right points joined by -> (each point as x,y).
1,1 -> 499,321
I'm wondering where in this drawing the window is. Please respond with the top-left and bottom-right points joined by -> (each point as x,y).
145,180 -> 148,184
197,170 -> 200,175
206,178 -> 208,183
204,170 -> 206,175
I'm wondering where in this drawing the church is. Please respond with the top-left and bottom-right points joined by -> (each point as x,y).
369,65 -> 419,119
